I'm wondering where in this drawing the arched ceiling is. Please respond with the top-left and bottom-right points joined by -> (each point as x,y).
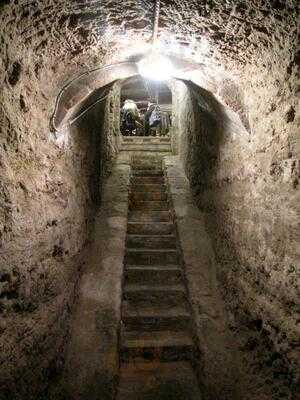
0,1 -> 298,133
1,0 -> 297,67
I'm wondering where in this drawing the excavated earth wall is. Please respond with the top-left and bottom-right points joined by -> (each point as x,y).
0,83 -> 120,398
0,0 -> 299,398
172,65 -> 299,398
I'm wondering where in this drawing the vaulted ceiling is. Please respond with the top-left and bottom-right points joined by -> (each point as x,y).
1,0 -> 297,70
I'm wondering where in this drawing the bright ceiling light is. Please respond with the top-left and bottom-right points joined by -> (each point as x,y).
138,52 -> 175,81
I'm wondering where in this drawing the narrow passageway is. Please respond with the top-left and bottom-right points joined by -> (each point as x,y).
1,1 -> 298,399
117,139 -> 201,399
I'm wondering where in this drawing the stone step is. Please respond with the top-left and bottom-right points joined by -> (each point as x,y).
122,141 -> 171,149
126,235 -> 176,249
120,330 -> 195,363
133,170 -> 164,177
131,176 -> 165,185
125,265 -> 182,284
125,249 -> 179,265
132,164 -> 162,171
131,183 -> 166,192
122,303 -> 191,332
123,283 -> 187,306
122,136 -> 171,143
128,210 -> 171,223
132,156 -> 163,161
121,144 -> 171,152
129,200 -> 169,211
127,222 -> 174,235
116,361 -> 202,400
130,191 -> 168,201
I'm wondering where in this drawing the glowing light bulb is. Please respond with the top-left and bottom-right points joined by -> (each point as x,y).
138,52 -> 175,81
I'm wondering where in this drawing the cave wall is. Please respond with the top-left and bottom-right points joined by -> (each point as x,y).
103,81 -> 122,169
0,0 -> 298,398
0,79 -> 118,398
173,58 -> 299,396
0,3 -> 126,396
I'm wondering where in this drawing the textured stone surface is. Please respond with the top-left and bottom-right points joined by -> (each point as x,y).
45,153 -> 130,400
0,87 -> 119,398
172,80 -> 299,399
165,156 -> 238,400
0,0 -> 299,398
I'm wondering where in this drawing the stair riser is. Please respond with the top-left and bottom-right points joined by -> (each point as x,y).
122,317 -> 191,332
129,201 -> 169,211
117,361 -> 202,400
127,223 -> 174,235
131,184 -> 166,192
124,269 -> 182,284
133,170 -> 164,177
120,346 -> 194,363
132,177 -> 165,185
123,137 -> 170,143
125,251 -> 179,265
126,236 -> 176,249
130,192 -> 168,201
122,145 -> 171,152
123,292 -> 187,307
132,165 -> 162,171
124,141 -> 170,146
128,211 -> 171,223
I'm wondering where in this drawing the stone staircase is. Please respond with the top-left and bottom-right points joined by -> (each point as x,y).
121,135 -> 172,153
116,144 -> 202,399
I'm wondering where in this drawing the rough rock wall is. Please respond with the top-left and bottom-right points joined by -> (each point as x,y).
173,69 -> 299,398
0,80 -> 118,398
0,2 -> 125,396
0,0 -> 298,398
103,81 -> 122,169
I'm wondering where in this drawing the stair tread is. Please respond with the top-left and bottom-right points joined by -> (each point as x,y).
127,222 -> 174,236
121,330 -> 194,348
126,236 -> 176,249
133,170 -> 164,176
128,222 -> 173,225
117,361 -> 202,400
128,213 -> 171,222
129,200 -> 168,204
125,264 -> 180,271
126,248 -> 178,253
124,283 -> 185,292
131,183 -> 165,186
130,192 -> 168,200
127,234 -> 175,239
129,200 -> 169,211
122,304 -> 190,318
128,211 -> 170,215
131,183 -> 166,187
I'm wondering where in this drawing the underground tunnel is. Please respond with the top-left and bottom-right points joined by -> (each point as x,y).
0,1 -> 299,399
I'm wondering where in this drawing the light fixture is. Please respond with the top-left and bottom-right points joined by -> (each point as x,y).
137,0 -> 175,81
137,51 -> 175,81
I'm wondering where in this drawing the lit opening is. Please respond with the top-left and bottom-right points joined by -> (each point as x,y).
138,52 -> 175,81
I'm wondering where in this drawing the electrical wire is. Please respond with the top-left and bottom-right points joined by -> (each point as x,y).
152,0 -> 161,44
51,0 -> 162,132
50,61 -> 135,133
69,90 -> 110,125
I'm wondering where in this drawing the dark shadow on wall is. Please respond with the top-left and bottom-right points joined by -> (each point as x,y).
180,80 -> 231,198
70,100 -> 106,207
